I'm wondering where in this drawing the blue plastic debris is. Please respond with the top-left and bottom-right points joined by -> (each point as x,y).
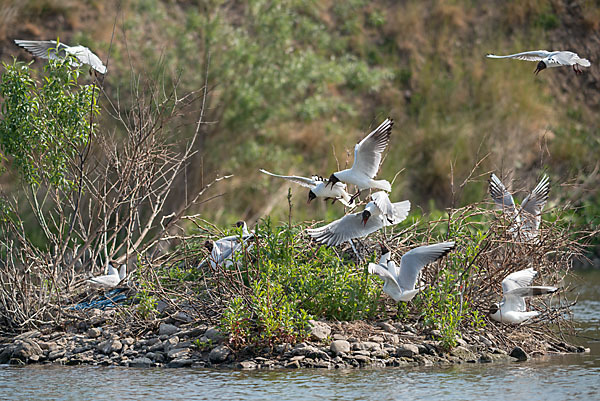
70,288 -> 128,310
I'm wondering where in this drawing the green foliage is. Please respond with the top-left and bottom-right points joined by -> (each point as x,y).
134,264 -> 158,319
0,57 -> 100,189
415,221 -> 487,349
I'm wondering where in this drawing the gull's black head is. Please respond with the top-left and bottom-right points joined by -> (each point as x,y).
234,221 -> 245,228
361,210 -> 371,226
488,303 -> 499,316
307,190 -> 317,204
204,240 -> 213,252
380,243 -> 389,255
534,60 -> 546,75
327,173 -> 340,188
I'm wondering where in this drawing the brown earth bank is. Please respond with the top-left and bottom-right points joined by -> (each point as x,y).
0,312 -> 588,370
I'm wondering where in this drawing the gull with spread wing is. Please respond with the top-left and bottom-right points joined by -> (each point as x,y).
203,221 -> 253,269
488,268 -> 557,324
307,192 -> 410,246
369,242 -> 456,302
327,118 -> 393,198
259,169 -> 354,207
14,39 -> 107,74
486,50 -> 590,75
489,173 -> 550,240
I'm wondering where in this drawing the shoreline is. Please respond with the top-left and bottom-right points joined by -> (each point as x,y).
0,314 -> 588,370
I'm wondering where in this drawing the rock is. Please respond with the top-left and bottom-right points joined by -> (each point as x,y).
509,346 -> 529,361
353,354 -> 370,364
11,340 -> 44,363
209,345 -> 231,363
168,348 -> 191,359
275,343 -> 291,354
166,358 -> 193,368
330,340 -> 350,356
87,328 -> 102,338
377,322 -> 397,333
129,357 -> 153,368
368,336 -> 384,343
159,323 -> 179,336
237,360 -> 257,370
285,360 -> 300,369
362,341 -> 381,351
148,341 -> 164,352
478,335 -> 493,347
164,336 -> 180,351
48,350 -> 66,361
204,327 -> 224,343
451,346 -> 476,361
332,334 -> 347,341
179,327 -> 206,338
479,353 -> 493,363
396,344 -> 419,358
308,320 -> 331,341
122,337 -> 135,346
97,339 -> 123,355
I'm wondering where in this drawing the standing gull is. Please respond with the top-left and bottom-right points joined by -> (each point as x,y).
307,193 -> 410,246
488,268 -> 557,324
327,118 -> 393,198
14,39 -> 107,74
368,242 -> 456,302
486,50 -> 590,75
259,169 -> 354,207
489,173 -> 550,240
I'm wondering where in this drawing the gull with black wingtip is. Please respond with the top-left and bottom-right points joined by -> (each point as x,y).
486,50 -> 590,75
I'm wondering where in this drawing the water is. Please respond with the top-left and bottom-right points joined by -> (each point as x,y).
1,271 -> 599,401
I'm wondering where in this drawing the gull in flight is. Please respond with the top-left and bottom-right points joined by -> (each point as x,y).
488,268 -> 557,324
327,118 -> 393,199
259,169 -> 354,207
307,192 -> 410,246
203,221 -> 253,269
486,50 -> 591,75
489,173 -> 550,240
14,39 -> 107,74
369,242 -> 455,302
87,264 -> 126,288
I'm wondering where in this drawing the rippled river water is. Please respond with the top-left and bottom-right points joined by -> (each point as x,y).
1,271 -> 599,401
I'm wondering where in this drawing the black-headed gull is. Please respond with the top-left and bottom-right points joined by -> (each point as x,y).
327,118 -> 393,198
14,39 -> 107,74
369,242 -> 455,302
259,169 -> 354,207
306,193 -> 410,246
486,50 -> 591,75
489,173 -> 550,240
203,221 -> 253,268
87,264 -> 124,288
488,268 -> 557,324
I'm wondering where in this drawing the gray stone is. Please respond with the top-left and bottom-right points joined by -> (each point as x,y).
332,334 -> 347,341
129,357 -> 153,368
97,339 -> 123,355
159,323 -> 179,336
396,344 -> 419,358
122,337 -> 135,346
164,336 -> 180,351
204,327 -> 224,343
308,320 -> 331,341
209,345 -> 231,363
148,341 -> 164,352
353,354 -> 371,363
479,353 -> 493,363
377,322 -> 397,333
166,358 -> 193,368
368,335 -> 384,343
285,360 -> 300,369
179,327 -> 206,338
237,360 -> 257,370
330,340 -> 351,356
48,349 -> 66,361
450,346 -> 476,361
509,346 -> 529,361
87,328 -> 102,338
168,348 -> 191,359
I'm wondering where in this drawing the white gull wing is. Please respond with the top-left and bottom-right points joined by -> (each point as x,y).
350,118 -> 393,179
118,264 -> 127,280
521,175 -> 550,218
551,51 -> 591,67
371,191 -> 395,222
385,200 -> 411,226
259,169 -> 317,189
14,40 -> 69,60
107,264 -> 118,276
87,269 -> 120,288
489,174 -> 518,215
65,45 -> 107,74
503,286 -> 558,313
307,212 -> 386,246
486,50 -> 554,62
501,268 -> 537,294
398,242 -> 455,291
368,262 -> 402,300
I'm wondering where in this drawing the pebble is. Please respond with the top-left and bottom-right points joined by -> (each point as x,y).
330,340 -> 350,355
